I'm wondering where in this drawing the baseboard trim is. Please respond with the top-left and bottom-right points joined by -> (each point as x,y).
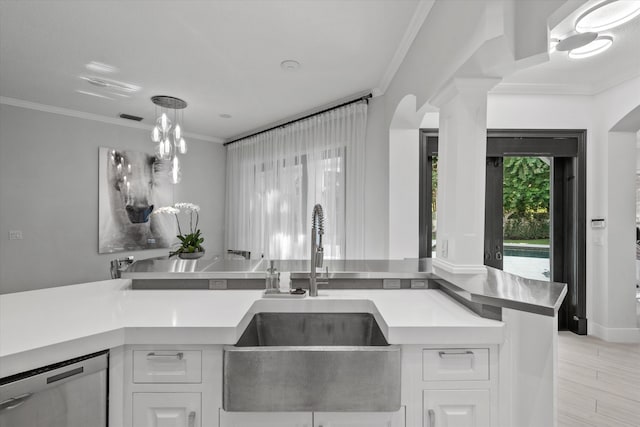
589,321 -> 640,343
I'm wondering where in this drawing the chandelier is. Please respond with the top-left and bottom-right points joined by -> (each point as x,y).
150,95 -> 187,183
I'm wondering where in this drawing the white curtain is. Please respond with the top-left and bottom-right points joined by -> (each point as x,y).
225,101 -> 367,260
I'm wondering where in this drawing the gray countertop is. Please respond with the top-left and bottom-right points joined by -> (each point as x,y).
122,257 -> 566,317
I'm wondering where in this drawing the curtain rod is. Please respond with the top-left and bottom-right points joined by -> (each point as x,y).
223,93 -> 372,146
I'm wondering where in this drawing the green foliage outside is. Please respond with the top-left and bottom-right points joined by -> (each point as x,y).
503,157 -> 550,241
503,157 -> 549,218
430,156 -> 550,242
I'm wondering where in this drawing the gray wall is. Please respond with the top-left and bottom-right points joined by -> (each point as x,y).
363,96 -> 389,258
0,104 -> 226,294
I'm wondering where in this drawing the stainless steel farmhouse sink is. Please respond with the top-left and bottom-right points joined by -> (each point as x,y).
223,312 -> 401,412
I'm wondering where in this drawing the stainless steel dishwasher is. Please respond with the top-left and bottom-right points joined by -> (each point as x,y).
0,350 -> 108,427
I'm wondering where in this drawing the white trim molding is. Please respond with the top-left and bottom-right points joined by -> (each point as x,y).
430,77 -> 502,108
589,321 -> 640,343
373,0 -> 435,97
492,71 -> 640,97
0,96 -> 223,143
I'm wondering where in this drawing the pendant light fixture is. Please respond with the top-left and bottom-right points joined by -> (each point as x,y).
150,95 -> 187,184
568,35 -> 614,59
550,0 -> 640,60
575,0 -> 640,33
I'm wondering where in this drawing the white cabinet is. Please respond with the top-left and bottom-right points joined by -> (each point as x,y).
133,350 -> 202,384
114,345 -> 222,427
219,409 -> 404,427
133,392 -> 201,427
219,410 -> 312,427
314,408 -> 405,427
422,349 -> 489,381
422,390 -> 490,427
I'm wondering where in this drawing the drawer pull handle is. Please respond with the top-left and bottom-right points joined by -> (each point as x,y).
438,350 -> 474,359
146,352 -> 184,360
0,393 -> 32,412
427,409 -> 436,427
188,411 -> 196,427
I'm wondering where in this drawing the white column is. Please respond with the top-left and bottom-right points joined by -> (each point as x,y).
431,78 -> 500,273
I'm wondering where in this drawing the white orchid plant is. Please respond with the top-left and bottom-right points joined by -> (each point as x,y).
152,202 -> 204,256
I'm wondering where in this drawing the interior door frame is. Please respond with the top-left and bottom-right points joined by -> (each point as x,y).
419,129 -> 587,334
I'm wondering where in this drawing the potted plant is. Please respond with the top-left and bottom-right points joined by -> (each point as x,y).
152,202 -> 205,259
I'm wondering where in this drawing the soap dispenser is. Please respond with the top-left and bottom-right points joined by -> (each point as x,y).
265,260 -> 280,294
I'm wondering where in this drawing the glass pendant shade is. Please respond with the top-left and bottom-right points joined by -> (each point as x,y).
159,113 -> 170,132
151,126 -> 161,143
151,95 -> 187,184
171,155 -> 181,184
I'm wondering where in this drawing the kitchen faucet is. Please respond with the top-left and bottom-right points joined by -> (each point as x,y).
309,204 -> 324,297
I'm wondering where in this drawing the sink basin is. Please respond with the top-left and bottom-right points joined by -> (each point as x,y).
223,312 -> 401,412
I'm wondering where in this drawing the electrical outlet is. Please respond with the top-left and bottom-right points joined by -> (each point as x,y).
383,279 -> 401,289
411,280 -> 427,289
441,239 -> 448,258
209,279 -> 228,290
8,230 -> 23,240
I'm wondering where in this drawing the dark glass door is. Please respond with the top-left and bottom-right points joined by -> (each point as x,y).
420,129 -> 587,334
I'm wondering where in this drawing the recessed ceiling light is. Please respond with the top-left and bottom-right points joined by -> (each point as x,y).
555,32 -> 598,51
85,61 -> 119,73
576,0 -> 640,33
219,114 -> 232,119
280,60 -> 301,71
568,35 -> 614,59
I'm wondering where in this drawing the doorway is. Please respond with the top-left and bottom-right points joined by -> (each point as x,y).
419,129 -> 587,334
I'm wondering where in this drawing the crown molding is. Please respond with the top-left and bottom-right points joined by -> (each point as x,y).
492,71 -> 640,97
0,96 -> 224,143
490,82 -> 593,96
590,70 -> 640,96
430,77 -> 502,107
373,0 -> 435,96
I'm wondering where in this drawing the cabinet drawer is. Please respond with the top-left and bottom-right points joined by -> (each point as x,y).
133,350 -> 202,383
422,348 -> 489,381
423,389 -> 490,426
133,392 -> 201,427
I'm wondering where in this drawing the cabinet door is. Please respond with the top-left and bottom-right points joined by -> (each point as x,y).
219,409 -> 312,427
133,393 -> 201,427
314,408 -> 405,427
423,390 -> 489,427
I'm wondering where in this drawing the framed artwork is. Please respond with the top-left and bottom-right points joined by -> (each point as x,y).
98,147 -> 174,253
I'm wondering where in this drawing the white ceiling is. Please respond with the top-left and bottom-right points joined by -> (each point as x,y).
0,0 -> 422,141
2,1 -> 639,142
497,0 -> 640,95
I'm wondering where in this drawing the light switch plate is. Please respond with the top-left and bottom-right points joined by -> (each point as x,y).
209,279 -> 228,290
8,230 -> 23,240
383,279 -> 401,289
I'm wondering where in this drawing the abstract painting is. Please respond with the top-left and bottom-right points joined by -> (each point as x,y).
98,147 -> 174,253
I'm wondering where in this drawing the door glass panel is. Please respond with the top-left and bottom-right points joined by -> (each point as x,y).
432,156 -> 438,258
502,157 -> 550,281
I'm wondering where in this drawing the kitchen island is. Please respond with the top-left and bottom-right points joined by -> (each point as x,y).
0,258 -> 565,427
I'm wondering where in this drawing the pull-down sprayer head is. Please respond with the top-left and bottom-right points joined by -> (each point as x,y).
311,204 -> 324,268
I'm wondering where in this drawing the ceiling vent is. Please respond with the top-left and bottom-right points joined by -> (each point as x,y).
119,113 -> 143,121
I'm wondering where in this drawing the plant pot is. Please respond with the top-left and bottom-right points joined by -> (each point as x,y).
178,250 -> 205,260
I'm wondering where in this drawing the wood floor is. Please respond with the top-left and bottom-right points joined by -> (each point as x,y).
558,331 -> 640,427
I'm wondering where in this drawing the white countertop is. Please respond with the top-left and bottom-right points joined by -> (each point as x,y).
0,279 -> 504,377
